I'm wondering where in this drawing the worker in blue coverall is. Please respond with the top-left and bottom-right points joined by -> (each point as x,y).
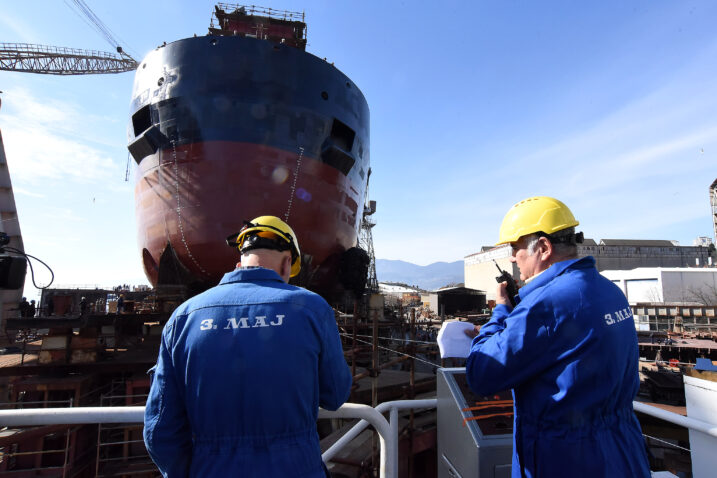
144,216 -> 353,478
465,197 -> 651,478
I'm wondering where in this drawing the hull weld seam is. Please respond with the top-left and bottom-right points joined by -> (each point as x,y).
284,146 -> 304,223
171,140 -> 208,276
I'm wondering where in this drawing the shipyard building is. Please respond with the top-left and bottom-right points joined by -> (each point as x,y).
420,287 -> 487,317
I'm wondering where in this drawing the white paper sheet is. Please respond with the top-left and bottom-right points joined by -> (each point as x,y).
436,321 -> 476,358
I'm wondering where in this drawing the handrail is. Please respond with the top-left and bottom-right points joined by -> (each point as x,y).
1,400 -> 715,478
633,401 -> 717,438
0,406 -> 144,425
321,398 -> 437,478
0,403 -> 394,478
318,403 -> 391,477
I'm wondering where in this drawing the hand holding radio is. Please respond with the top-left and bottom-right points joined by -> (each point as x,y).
494,261 -> 518,307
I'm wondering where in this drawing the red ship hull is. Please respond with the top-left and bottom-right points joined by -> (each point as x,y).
136,141 -> 362,294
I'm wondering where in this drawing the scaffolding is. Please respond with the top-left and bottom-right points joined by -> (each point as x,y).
0,374 -> 157,477
359,169 -> 378,293
95,376 -> 153,477
0,399 -> 94,476
360,203 -> 379,293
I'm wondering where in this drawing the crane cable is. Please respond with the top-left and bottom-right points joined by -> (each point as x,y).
66,0 -> 125,50
63,0 -> 139,59
339,332 -> 441,369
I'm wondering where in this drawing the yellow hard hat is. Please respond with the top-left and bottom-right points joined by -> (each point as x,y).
496,196 -> 579,245
226,215 -> 302,277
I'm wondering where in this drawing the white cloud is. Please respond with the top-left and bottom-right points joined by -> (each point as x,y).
45,207 -> 88,224
3,126 -> 116,183
12,187 -> 45,198
0,13 -> 40,43
0,88 -> 118,185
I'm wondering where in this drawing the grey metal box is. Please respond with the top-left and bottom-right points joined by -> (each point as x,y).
437,368 -> 513,478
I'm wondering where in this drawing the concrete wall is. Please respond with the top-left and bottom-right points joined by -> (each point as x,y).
661,269 -> 717,303
428,294 -> 438,315
586,243 -> 712,271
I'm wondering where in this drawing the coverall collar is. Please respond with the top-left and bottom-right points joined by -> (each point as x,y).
219,266 -> 286,285
518,256 -> 595,301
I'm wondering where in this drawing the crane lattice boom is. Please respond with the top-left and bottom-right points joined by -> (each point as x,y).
0,43 -> 137,75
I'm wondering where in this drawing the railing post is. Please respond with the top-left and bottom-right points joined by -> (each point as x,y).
389,406 -> 399,478
319,403 -> 392,478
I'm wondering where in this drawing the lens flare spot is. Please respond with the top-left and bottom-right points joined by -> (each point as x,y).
271,167 -> 289,184
296,188 -> 312,202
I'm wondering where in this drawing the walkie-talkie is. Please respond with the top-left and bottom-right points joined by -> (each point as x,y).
493,261 -> 518,307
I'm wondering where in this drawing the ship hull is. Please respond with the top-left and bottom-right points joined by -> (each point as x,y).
128,35 -> 369,296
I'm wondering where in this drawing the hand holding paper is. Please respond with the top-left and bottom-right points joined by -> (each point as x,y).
436,321 -> 476,358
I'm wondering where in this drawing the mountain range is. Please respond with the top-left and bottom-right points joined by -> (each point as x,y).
375,259 -> 464,291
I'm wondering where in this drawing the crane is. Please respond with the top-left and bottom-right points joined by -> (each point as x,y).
0,43 -> 137,75
0,0 -> 138,75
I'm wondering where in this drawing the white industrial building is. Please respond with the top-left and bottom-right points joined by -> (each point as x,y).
601,267 -> 717,305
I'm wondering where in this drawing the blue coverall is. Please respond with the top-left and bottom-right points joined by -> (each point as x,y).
466,256 -> 651,478
144,267 -> 353,477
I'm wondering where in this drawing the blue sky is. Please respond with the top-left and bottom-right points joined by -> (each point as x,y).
1,1 -> 716,301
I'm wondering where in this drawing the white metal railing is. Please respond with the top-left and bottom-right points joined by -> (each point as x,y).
1,400 -> 715,478
321,399 -> 437,478
633,401 -> 717,438
0,400 -> 435,478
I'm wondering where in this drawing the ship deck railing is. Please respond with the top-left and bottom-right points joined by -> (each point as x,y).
1,400 -> 716,478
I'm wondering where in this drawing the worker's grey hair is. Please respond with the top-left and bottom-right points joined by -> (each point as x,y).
526,235 -> 542,255
526,227 -> 579,258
